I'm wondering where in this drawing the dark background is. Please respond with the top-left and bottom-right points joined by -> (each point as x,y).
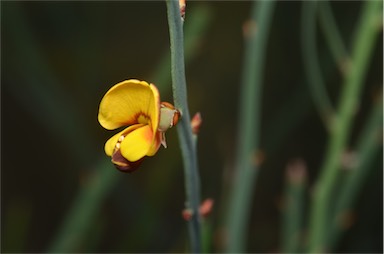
1,1 -> 382,252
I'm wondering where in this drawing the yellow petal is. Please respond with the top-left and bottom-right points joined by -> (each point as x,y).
148,84 -> 160,135
147,131 -> 163,156
104,124 -> 145,156
120,125 -> 155,162
98,79 -> 160,131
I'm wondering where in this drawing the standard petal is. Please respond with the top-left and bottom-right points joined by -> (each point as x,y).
98,79 -> 160,130
104,124 -> 145,156
120,125 -> 154,162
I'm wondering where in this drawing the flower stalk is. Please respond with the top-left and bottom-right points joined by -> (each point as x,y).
166,0 -> 202,252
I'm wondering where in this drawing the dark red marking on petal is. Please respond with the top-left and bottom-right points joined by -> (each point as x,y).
112,148 -> 145,173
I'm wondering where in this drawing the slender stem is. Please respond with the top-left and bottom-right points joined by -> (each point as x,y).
5,4 -> 120,252
166,0 -> 202,252
4,2 -> 96,163
282,160 -> 307,253
301,1 -> 335,130
152,4 -> 212,94
202,219 -> 213,253
328,96 -> 383,248
48,160 -> 119,252
307,1 -> 382,252
225,1 -> 275,252
317,0 -> 350,74
126,5 -> 212,249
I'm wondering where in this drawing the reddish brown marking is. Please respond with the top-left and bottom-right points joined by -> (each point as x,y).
112,149 -> 145,173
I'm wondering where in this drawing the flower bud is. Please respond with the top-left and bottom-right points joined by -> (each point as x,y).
158,102 -> 181,132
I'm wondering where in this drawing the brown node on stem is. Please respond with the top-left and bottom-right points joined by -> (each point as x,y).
338,210 -> 356,230
242,20 -> 257,39
286,158 -> 307,185
251,149 -> 265,167
181,198 -> 214,221
340,149 -> 358,171
182,209 -> 193,221
179,0 -> 186,21
191,112 -> 202,134
199,198 -> 214,218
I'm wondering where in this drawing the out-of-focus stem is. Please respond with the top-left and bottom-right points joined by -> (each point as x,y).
301,1 -> 335,130
328,96 -> 383,248
48,160 -> 118,252
225,1 -> 275,252
317,0 -> 350,74
307,1 -> 382,252
282,159 -> 307,253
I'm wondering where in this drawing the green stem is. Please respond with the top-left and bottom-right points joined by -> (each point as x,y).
301,1 -> 335,130
124,5 -> 212,250
317,0 -> 350,74
307,1 -> 382,252
166,0 -> 202,252
152,4 -> 213,94
328,96 -> 383,248
225,1 -> 275,252
5,4 -> 120,251
4,2 -> 96,164
282,160 -> 307,253
48,160 -> 119,252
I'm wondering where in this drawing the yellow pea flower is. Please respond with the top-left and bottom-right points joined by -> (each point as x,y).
98,79 -> 180,172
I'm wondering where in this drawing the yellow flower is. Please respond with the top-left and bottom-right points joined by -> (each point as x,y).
98,79 -> 180,172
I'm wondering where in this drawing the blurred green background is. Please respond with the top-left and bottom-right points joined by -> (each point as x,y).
1,1 -> 382,253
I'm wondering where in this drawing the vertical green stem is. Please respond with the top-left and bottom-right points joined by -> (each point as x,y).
317,0 -> 349,73
282,160 -> 307,253
225,1 -> 275,252
328,96 -> 383,248
48,160 -> 119,252
301,1 -> 335,130
152,4 -> 213,94
307,1 -> 382,252
166,0 -> 201,252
